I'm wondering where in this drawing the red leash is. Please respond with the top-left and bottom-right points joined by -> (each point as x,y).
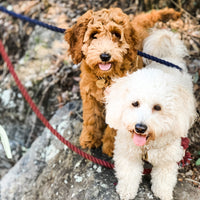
0,40 -> 114,169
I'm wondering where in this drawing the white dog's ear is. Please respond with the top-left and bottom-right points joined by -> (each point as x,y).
105,78 -> 129,130
175,86 -> 197,137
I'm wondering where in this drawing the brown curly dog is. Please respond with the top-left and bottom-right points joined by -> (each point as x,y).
65,7 -> 181,157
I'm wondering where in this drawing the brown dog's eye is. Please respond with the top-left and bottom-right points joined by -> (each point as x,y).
153,104 -> 161,111
132,101 -> 139,107
90,32 -> 98,39
111,31 -> 121,39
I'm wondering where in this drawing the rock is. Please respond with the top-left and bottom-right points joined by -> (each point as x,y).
0,24 -> 80,177
1,100 -> 200,200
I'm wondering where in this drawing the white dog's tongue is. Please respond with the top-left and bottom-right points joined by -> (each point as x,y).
133,134 -> 147,146
99,63 -> 111,71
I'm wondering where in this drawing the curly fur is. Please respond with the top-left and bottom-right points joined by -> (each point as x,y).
105,29 -> 196,200
65,7 -> 181,156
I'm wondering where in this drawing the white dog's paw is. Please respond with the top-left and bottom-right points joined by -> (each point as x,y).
152,185 -> 173,200
116,183 -> 137,200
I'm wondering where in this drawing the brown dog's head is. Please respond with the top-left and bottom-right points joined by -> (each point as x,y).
65,8 -> 139,77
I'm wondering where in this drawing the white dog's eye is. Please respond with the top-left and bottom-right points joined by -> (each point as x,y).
132,101 -> 139,107
153,104 -> 161,111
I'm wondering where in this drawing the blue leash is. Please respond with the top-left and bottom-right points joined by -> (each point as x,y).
0,5 -> 65,33
0,5 -> 182,71
137,51 -> 182,71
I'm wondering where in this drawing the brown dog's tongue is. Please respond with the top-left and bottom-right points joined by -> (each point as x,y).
99,63 -> 111,71
133,134 -> 147,146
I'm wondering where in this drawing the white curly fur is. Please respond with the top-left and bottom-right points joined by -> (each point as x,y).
105,29 -> 196,200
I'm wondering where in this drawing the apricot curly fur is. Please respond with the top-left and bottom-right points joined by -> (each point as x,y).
64,7 -> 181,157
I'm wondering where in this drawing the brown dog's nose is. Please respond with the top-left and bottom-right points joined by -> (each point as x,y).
100,53 -> 111,62
135,123 -> 147,134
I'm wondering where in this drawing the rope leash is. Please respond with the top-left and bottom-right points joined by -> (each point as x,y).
0,6 -> 65,33
0,40 -> 114,169
0,5 -> 182,71
137,50 -> 182,71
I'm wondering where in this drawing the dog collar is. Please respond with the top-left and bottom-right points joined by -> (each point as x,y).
142,146 -> 150,161
96,78 -> 106,88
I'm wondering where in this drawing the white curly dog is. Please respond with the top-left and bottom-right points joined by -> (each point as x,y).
105,29 -> 196,200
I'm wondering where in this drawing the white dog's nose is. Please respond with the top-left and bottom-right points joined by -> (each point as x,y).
135,123 -> 147,134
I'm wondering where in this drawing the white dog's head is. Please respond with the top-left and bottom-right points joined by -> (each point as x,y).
105,68 -> 196,146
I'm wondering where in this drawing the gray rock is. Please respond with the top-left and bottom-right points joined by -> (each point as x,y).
1,101 -> 200,200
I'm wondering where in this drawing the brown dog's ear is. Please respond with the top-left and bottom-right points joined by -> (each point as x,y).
124,23 -> 143,67
124,25 -> 139,52
65,10 -> 93,64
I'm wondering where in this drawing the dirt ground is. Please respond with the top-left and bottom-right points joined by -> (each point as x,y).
0,0 -> 200,189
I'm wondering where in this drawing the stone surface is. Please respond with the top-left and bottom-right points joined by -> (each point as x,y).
0,1 -> 200,199
1,101 -> 200,200
0,25 -> 80,177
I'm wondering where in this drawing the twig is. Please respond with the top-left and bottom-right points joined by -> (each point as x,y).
25,78 -> 60,147
185,32 -> 200,40
185,178 -> 200,185
0,63 -> 9,82
75,111 -> 83,120
178,0 -> 182,12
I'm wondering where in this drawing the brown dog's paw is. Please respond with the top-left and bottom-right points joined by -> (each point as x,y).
102,141 -> 114,157
101,126 -> 116,157
79,128 -> 102,149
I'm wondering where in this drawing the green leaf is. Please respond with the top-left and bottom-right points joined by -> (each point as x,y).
195,158 -> 200,166
0,125 -> 12,159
